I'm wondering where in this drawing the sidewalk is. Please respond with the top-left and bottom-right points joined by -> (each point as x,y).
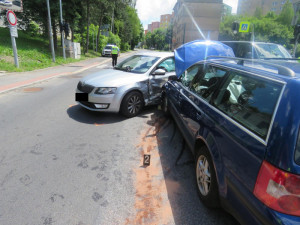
0,52 -> 134,94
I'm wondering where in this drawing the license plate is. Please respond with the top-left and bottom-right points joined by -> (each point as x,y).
75,93 -> 88,101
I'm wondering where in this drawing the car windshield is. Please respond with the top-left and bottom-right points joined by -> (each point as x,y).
114,55 -> 160,73
255,43 -> 292,59
105,46 -> 112,50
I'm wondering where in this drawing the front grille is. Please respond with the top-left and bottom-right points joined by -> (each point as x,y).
77,81 -> 94,94
79,101 -> 97,109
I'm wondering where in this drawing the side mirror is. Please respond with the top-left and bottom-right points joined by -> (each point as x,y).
168,75 -> 179,81
152,69 -> 166,75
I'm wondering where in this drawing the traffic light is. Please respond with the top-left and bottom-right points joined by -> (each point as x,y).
232,21 -> 239,34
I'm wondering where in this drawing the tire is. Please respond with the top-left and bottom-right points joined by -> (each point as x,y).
161,94 -> 170,116
195,146 -> 220,208
120,91 -> 144,118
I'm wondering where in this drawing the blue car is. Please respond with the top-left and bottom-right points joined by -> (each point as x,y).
162,41 -> 300,225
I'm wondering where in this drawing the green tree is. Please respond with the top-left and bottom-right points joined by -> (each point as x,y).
219,14 -> 293,47
277,0 -> 294,26
254,7 -> 263,19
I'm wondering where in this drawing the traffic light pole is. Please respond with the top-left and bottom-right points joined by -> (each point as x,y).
293,33 -> 300,57
59,0 -> 66,59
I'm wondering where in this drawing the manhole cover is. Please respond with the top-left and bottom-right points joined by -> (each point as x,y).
23,87 -> 43,92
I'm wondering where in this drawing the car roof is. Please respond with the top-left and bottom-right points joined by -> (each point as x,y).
134,51 -> 174,58
205,59 -> 300,81
221,41 -> 282,46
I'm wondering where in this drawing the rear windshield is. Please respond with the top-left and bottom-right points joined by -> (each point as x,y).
255,43 -> 292,59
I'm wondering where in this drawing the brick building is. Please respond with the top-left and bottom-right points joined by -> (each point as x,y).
172,0 -> 223,49
160,14 -> 172,29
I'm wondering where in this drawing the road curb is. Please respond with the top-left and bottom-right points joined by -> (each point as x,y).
0,58 -> 111,94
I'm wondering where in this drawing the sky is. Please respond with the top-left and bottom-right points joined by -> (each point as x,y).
136,0 -> 238,30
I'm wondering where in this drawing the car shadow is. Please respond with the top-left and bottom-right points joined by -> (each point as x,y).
67,104 -> 157,125
146,111 -> 240,225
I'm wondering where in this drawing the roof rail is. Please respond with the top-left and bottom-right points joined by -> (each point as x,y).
206,56 -> 295,77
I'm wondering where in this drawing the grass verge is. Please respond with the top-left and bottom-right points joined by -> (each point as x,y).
0,27 -> 101,72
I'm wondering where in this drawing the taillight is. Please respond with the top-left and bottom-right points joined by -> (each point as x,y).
254,161 -> 300,216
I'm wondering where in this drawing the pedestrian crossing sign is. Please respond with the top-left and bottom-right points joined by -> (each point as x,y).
239,22 -> 250,33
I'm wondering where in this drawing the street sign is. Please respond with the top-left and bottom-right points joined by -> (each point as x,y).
239,22 -> 250,33
6,10 -> 17,26
6,10 -> 19,67
9,25 -> 18,37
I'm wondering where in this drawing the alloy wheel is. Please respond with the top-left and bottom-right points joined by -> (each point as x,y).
127,95 -> 142,115
196,155 -> 211,196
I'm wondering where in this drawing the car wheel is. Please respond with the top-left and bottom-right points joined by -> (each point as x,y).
195,146 -> 220,208
120,91 -> 144,118
161,94 -> 170,116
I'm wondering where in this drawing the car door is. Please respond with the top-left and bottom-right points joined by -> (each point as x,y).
148,57 -> 175,102
179,64 -> 228,151
168,64 -> 206,148
210,70 -> 284,203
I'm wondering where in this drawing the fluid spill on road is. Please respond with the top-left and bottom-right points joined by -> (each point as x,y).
23,87 -> 43,92
124,114 -> 174,225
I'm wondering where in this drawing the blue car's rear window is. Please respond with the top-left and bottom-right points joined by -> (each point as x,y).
214,71 -> 283,140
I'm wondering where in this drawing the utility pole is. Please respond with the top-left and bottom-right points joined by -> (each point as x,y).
46,0 -> 55,62
59,0 -> 66,59
111,3 -> 115,33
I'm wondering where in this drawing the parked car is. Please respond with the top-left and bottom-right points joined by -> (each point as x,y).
76,51 -> 175,117
162,55 -> 300,224
0,0 -> 12,6
221,41 -> 300,73
102,44 -> 116,57
221,41 -> 292,59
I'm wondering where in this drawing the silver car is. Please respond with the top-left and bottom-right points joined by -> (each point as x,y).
75,51 -> 175,117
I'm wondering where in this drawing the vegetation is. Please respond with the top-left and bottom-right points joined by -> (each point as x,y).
0,27 -> 99,72
1,0 -> 143,52
144,25 -> 173,51
0,0 -> 143,71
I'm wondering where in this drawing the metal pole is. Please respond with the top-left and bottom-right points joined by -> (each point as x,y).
11,35 -> 19,68
59,0 -> 66,59
46,0 -> 55,62
111,5 -> 114,32
93,28 -> 94,51
293,33 -> 300,57
251,24 -> 255,42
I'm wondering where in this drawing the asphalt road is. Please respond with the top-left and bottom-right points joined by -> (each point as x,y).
0,55 -> 239,225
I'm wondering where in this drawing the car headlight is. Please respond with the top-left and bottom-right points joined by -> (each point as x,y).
94,87 -> 117,95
